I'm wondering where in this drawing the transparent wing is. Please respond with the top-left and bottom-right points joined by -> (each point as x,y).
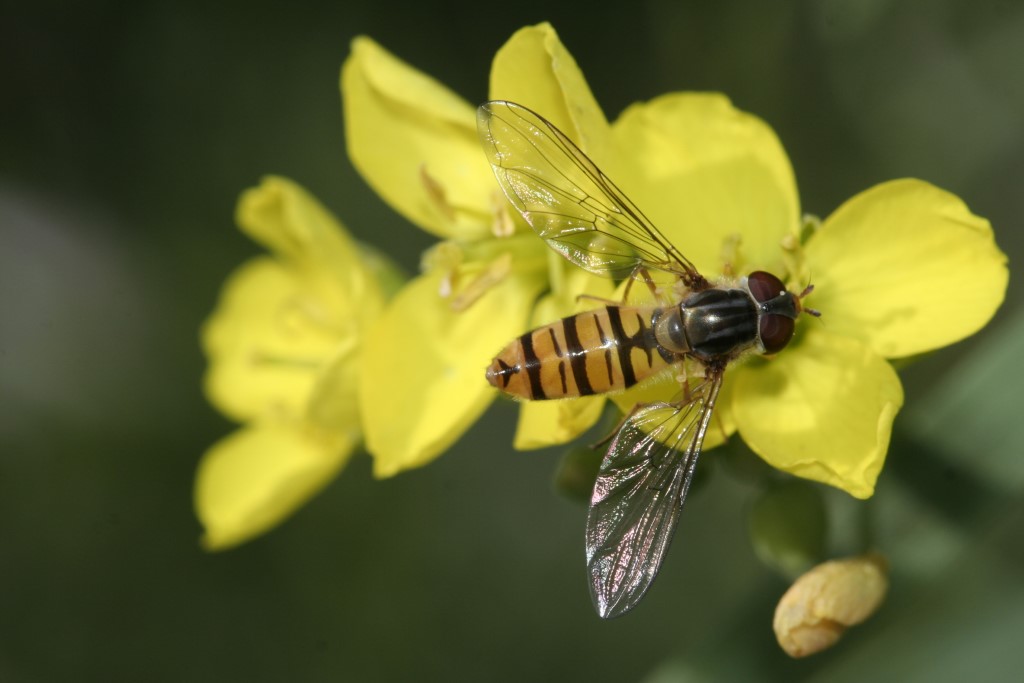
585,367 -> 725,618
478,100 -> 702,284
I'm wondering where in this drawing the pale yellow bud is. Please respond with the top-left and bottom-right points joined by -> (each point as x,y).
773,554 -> 888,658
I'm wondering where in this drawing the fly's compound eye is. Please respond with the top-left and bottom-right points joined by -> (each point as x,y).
747,271 -> 787,304
759,314 -> 795,354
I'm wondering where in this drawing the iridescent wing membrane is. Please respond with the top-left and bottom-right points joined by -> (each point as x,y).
477,101 -> 701,284
585,370 -> 724,618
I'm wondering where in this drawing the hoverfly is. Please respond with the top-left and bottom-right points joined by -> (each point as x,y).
478,101 -> 817,618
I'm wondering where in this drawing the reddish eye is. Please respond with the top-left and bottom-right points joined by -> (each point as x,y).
747,271 -> 786,304
760,314 -> 795,354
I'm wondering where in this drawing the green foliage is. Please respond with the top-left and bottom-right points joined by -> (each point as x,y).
748,480 -> 827,579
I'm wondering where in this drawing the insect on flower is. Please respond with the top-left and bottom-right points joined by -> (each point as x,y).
478,101 -> 818,618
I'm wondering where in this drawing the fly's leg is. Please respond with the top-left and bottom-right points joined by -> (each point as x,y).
622,266 -> 671,306
576,265 -> 661,306
575,293 -> 622,306
590,398 -> 679,460
589,401 -> 652,452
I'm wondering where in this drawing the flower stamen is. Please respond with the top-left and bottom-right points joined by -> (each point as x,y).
248,351 -> 323,370
490,190 -> 516,237
420,164 -> 456,222
449,252 -> 513,312
277,296 -> 346,336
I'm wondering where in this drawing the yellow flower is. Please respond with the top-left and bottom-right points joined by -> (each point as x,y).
342,23 -> 619,477
773,554 -> 889,658
196,176 -> 391,549
343,23 -> 1007,497
606,92 -> 1008,497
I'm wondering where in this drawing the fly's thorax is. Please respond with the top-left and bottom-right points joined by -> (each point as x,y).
654,271 -> 803,362
678,288 -> 760,361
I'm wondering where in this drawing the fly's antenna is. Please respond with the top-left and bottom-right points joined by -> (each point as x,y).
796,273 -> 821,318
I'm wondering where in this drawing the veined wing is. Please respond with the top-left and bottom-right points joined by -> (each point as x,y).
585,367 -> 725,618
478,100 -> 702,284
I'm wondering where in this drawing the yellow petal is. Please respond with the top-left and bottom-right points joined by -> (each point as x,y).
732,328 -> 904,498
202,258 -> 339,423
237,176 -> 357,271
361,269 -> 545,477
535,256 -> 617,319
611,93 -> 800,276
805,178 -> 1008,358
195,424 -> 352,550
305,339 -> 360,436
236,176 -> 385,327
513,397 -> 607,450
342,36 -> 493,238
489,23 -> 615,170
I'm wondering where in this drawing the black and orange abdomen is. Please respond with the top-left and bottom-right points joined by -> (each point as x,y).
486,305 -> 676,400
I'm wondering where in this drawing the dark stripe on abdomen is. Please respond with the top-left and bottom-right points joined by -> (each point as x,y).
562,316 -> 594,396
593,313 -> 615,386
548,328 -> 563,357
519,330 -> 546,399
605,306 -> 637,387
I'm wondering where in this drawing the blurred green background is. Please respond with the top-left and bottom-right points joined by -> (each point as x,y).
3,0 -> 1023,680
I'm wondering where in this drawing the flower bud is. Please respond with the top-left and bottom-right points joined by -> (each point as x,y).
748,480 -> 827,579
553,446 -> 603,504
773,554 -> 888,658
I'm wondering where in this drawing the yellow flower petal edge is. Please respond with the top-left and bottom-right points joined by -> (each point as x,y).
805,178 -> 1008,358
361,269 -> 545,478
234,175 -> 387,330
513,397 -> 607,450
342,37 -> 494,239
489,23 -> 615,171
195,424 -> 353,550
305,338 -> 361,436
237,176 -> 360,274
202,257 -> 339,423
611,93 -> 800,277
732,328 -> 904,498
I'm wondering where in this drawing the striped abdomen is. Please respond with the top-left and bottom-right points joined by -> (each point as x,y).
486,305 -> 675,400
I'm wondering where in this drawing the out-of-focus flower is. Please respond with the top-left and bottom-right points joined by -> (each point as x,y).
195,176 -> 395,549
773,554 -> 889,657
